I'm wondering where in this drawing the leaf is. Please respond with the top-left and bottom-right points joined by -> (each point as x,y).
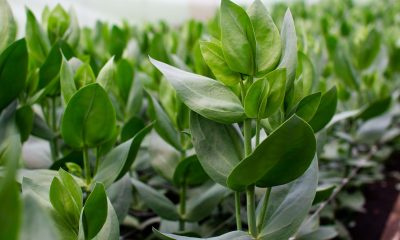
74,63 -> 96,89
185,184 -> 229,222
15,105 -> 34,142
190,112 -> 243,187
357,97 -> 391,121
278,9 -> 297,91
65,8 -> 80,48
263,69 -> 287,117
0,0 -> 17,52
150,57 -> 245,124
131,178 -> 180,221
244,77 -> 270,118
97,56 -> 115,91
47,4 -> 70,43
60,54 -> 77,105
25,8 -> 51,65
227,115 -> 315,191
87,199 -> 120,240
93,123 -> 153,187
61,83 -> 116,149
355,28 -> 381,70
334,48 -> 359,90
200,40 -> 240,86
294,92 -> 321,122
257,158 -> 318,239
106,175 -> 133,222
172,155 -> 209,187
153,229 -> 252,240
313,185 -> 336,205
0,39 -> 28,113
220,0 -> 256,75
308,87 -> 337,132
120,116 -> 145,142
31,113 -> 56,140
247,0 -> 281,75
147,93 -> 182,151
296,51 -> 315,96
81,183 -> 108,239
296,226 -> 338,240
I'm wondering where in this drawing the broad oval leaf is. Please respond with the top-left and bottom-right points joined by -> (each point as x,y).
82,183 -> 108,239
97,56 -> 115,91
227,115 -> 316,191
244,77 -> 270,118
0,39 -> 28,113
263,68 -> 287,117
257,158 -> 318,239
247,0 -> 281,75
153,228 -> 252,240
172,155 -> 209,187
220,0 -> 256,75
308,87 -> 337,132
150,57 -> 245,124
190,112 -> 243,187
294,92 -> 321,122
61,83 -> 116,149
131,178 -> 180,221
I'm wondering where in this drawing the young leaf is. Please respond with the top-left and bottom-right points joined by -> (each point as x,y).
278,9 -> 297,92
93,123 -> 153,187
61,83 -> 116,149
244,77 -> 270,118
294,92 -> 321,122
65,8 -> 80,48
308,87 -> 337,132
334,48 -> 359,91
131,178 -> 180,221
0,0 -> 17,52
200,40 -> 240,86
15,105 -> 34,142
220,0 -> 256,75
296,51 -> 315,96
357,97 -> 391,121
74,62 -> 96,89
263,69 -> 287,117
247,0 -> 281,75
150,57 -> 246,124
0,39 -> 28,113
227,115 -> 315,191
47,4 -> 70,43
257,158 -> 318,239
97,56 -> 115,91
60,54 -> 77,105
153,228 -> 251,240
172,155 -> 209,187
25,9 -> 51,65
190,112 -> 243,187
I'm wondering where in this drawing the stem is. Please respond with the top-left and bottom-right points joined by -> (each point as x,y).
179,181 -> 187,231
255,118 -> 261,146
94,147 -> 100,175
243,119 -> 252,156
234,191 -> 242,230
83,147 -> 91,185
246,184 -> 257,237
257,187 -> 271,232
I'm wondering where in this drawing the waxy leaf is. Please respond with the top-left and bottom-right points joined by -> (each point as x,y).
200,40 -> 240,86
153,229 -> 251,240
47,4 -> 70,43
0,0 -> 17,52
244,77 -> 270,118
227,115 -> 315,191
173,155 -> 209,187
257,158 -> 318,239
278,9 -> 297,91
308,87 -> 337,132
150,57 -> 245,124
247,0 -> 281,75
94,123 -> 153,187
190,112 -> 243,187
313,184 -> 336,205
60,54 -> 77,105
220,0 -> 256,75
0,39 -> 28,113
263,69 -> 287,117
296,51 -> 315,96
131,178 -> 180,221
25,9 -> 50,65
295,92 -> 321,122
97,56 -> 115,91
61,83 -> 116,149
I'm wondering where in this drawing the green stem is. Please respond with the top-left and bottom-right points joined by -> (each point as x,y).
257,187 -> 271,232
255,118 -> 261,146
235,191 -> 242,230
246,184 -> 257,237
83,147 -> 91,185
179,181 -> 187,232
94,147 -> 100,175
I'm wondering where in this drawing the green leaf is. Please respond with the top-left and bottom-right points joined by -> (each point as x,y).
0,0 -> 17,52
47,4 -> 70,43
308,87 -> 337,132
60,54 -> 77,105
354,28 -> 381,70
97,56 -> 115,91
121,116 -> 145,142
244,77 -> 270,118
190,112 -> 243,187
172,155 -> 209,187
147,93 -> 182,151
74,63 -> 96,89
313,185 -> 335,205
61,83 -> 116,149
263,69 -> 287,117
65,8 -> 80,48
185,184 -> 229,222
247,0 -> 281,75
106,175 -> 133,222
150,57 -> 245,124
15,105 -> 34,142
278,9 -> 297,91
357,97 -> 391,121
296,51 -> 315,96
81,183 -> 108,239
153,229 -> 251,240
31,113 -> 56,140
334,48 -> 359,90
227,115 -> 315,191
294,92 -> 321,122
25,8 -> 51,65
93,123 -> 153,187
0,39 -> 28,113
131,178 -> 180,221
220,0 -> 256,75
200,40 -> 240,86
257,159 -> 318,239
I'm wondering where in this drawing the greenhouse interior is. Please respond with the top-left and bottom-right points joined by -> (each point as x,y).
1,0 -> 400,239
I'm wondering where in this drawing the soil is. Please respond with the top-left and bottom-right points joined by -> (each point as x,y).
349,153 -> 400,240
